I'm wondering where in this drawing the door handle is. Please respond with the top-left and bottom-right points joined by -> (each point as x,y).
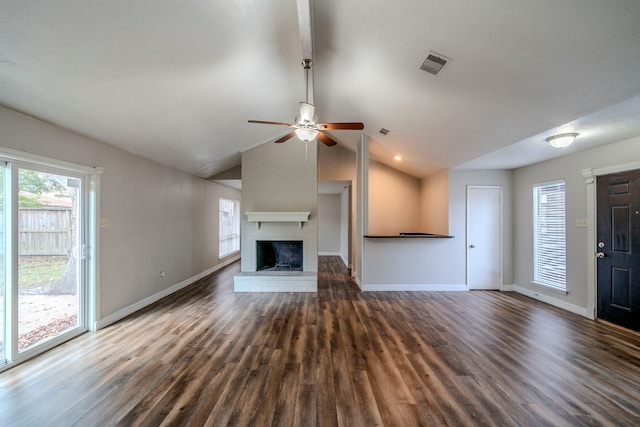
596,252 -> 605,258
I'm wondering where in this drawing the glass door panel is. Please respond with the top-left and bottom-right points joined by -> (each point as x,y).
17,168 -> 81,352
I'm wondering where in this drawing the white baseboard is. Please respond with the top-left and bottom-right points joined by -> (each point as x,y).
95,255 -> 240,330
340,254 -> 349,269
501,284 -> 515,291
362,284 -> 467,292
514,285 -> 589,318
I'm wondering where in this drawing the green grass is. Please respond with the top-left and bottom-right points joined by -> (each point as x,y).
18,256 -> 69,289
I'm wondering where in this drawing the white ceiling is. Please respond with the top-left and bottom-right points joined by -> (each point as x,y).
1,0 -> 640,179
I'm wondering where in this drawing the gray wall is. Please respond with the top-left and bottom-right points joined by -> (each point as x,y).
0,105 -> 240,321
449,169 -> 514,286
513,135 -> 640,311
318,193 -> 341,254
363,168 -> 513,289
339,186 -> 350,267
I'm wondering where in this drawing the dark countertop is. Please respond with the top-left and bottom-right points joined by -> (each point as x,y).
365,233 -> 454,239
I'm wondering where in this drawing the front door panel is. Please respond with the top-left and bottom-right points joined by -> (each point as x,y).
597,170 -> 640,331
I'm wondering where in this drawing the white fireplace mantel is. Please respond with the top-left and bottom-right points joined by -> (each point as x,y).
245,211 -> 310,229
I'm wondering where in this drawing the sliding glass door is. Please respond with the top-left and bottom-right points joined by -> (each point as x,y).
1,159 -> 89,369
0,165 -> 5,365
17,168 -> 83,352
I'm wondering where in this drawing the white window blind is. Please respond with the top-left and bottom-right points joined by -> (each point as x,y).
219,198 -> 240,258
532,181 -> 566,291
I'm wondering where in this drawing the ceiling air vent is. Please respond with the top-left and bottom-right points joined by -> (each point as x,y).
420,52 -> 451,76
379,128 -> 390,135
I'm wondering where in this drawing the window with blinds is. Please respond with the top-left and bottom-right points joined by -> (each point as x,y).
219,198 -> 240,258
532,181 -> 566,292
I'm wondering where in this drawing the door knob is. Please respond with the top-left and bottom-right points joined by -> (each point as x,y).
469,244 -> 475,248
596,252 -> 605,258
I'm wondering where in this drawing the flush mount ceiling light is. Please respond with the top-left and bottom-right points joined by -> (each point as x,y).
546,133 -> 579,148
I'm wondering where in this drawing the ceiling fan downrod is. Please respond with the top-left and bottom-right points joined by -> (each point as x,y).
302,59 -> 312,104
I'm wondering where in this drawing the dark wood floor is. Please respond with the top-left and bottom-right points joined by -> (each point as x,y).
1,257 -> 640,426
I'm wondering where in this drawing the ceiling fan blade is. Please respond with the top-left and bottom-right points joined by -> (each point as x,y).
318,122 -> 364,130
248,120 -> 293,127
274,131 -> 296,143
317,131 -> 338,147
299,102 -> 315,122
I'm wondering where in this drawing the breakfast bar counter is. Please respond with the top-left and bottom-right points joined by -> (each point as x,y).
361,232 -> 465,291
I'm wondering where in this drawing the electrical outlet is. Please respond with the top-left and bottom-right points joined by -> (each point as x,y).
575,218 -> 588,228
100,218 -> 109,228
159,271 -> 166,280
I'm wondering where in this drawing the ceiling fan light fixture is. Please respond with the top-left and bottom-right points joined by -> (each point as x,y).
295,128 -> 318,142
546,133 -> 578,148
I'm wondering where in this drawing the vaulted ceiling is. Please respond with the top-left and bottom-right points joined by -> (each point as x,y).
1,0 -> 640,179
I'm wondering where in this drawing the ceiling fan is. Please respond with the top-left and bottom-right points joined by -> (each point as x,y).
248,59 -> 364,147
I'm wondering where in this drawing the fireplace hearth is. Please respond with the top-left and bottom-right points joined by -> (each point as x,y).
256,240 -> 303,271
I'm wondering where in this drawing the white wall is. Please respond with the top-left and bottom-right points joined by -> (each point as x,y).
318,193 -> 341,254
513,136 -> 640,313
0,105 -> 240,322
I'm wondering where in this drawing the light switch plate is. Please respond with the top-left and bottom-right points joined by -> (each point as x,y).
100,218 -> 109,228
575,218 -> 587,228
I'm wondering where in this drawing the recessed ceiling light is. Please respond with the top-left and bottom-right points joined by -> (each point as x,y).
379,128 -> 390,135
394,155 -> 402,161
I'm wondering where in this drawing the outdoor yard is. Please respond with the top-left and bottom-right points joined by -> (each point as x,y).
0,256 -> 78,350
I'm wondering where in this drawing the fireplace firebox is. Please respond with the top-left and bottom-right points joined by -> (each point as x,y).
256,240 -> 303,271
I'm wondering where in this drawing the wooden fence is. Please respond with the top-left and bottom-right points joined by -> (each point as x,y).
18,207 -> 72,256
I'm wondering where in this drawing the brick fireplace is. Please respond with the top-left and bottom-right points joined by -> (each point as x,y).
234,139 -> 318,292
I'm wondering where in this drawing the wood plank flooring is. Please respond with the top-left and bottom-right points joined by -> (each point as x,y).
1,256 -> 640,426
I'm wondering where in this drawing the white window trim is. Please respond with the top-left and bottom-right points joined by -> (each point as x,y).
219,198 -> 240,259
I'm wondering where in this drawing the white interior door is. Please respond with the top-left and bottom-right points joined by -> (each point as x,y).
467,186 -> 502,290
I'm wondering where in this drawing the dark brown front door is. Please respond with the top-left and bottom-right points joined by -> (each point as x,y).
597,169 -> 640,331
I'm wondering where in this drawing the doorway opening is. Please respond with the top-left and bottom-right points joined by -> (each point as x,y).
318,180 -> 352,272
